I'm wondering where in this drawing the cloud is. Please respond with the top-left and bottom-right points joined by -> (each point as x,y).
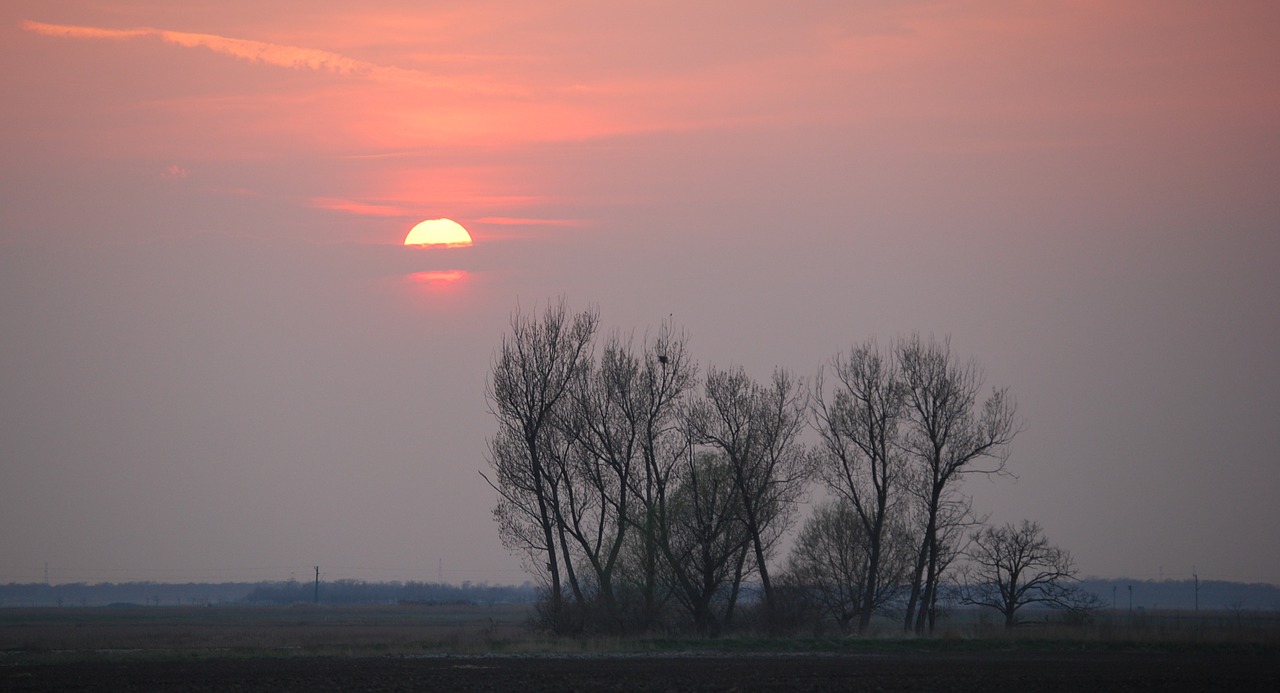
23,20 -> 366,73
20,22 -> 151,41
310,197 -> 420,218
21,20 -> 512,94
474,217 -> 590,227
162,31 -> 372,76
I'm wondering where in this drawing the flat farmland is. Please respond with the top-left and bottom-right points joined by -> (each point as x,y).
3,606 -> 1278,691
0,604 -> 532,655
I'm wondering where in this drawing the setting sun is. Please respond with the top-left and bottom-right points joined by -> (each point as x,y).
404,218 -> 473,247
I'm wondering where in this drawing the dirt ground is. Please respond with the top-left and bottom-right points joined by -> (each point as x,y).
4,650 -> 1279,692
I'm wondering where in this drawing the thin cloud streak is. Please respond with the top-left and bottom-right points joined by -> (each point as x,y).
310,197 -> 422,218
21,20 -> 520,95
473,217 -> 591,228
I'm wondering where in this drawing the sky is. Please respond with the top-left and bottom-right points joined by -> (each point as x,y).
2,1 -> 1278,587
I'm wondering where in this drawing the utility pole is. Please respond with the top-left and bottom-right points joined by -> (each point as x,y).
1128,585 -> 1133,612
1193,568 -> 1200,612
314,566 -> 320,604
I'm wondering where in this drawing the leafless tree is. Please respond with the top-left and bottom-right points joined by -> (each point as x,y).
482,300 -> 598,632
484,309 -> 1031,638
960,520 -> 1079,627
554,326 -> 696,631
915,490 -> 982,629
782,499 -> 913,633
624,321 -> 697,628
658,450 -> 755,636
552,331 -> 645,628
810,339 -> 909,633
489,428 -> 550,577
687,366 -> 809,632
897,335 -> 1019,634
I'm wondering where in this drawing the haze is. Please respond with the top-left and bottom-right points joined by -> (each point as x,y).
2,1 -> 1278,586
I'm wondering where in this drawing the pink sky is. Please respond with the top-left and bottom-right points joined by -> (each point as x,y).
2,1 -> 1278,586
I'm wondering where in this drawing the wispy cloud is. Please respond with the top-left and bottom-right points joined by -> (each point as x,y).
24,20 -> 368,73
474,217 -> 590,227
21,22 -> 151,41
310,197 -> 420,218
21,20 -> 516,94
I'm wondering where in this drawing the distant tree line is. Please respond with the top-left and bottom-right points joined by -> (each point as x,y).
0,581 -> 253,608
0,581 -> 536,608
5,577 -> 1272,613
483,299 -> 1097,635
245,579 -> 535,605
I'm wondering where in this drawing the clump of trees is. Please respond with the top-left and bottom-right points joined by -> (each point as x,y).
483,299 -> 1084,635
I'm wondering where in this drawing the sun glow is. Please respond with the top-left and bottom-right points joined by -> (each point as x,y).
404,218 -> 473,247
408,270 -> 468,284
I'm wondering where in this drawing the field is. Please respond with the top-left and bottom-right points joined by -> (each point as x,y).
3,605 -> 1279,691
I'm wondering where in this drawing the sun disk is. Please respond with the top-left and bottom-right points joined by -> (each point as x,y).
405,218 -> 473,247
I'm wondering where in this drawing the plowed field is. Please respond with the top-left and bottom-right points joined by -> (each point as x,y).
5,650 -> 1278,692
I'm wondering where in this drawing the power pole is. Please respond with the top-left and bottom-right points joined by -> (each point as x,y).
314,566 -> 320,604
1193,568 -> 1200,612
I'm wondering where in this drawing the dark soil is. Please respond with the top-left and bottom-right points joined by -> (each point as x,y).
4,650 -> 1278,692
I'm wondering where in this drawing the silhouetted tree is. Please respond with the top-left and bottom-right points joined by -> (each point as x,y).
898,335 -> 1018,634
960,520 -> 1079,627
555,331 -> 651,629
687,366 -> 809,632
810,339 -> 909,633
483,299 -> 598,632
549,322 -> 697,632
658,450 -> 754,636
782,499 -> 913,633
624,320 -> 697,629
483,306 -> 1031,638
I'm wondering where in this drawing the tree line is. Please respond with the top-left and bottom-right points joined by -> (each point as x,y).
483,300 -> 1088,635
0,580 -> 536,608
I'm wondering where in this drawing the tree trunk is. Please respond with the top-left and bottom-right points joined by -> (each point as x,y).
552,498 -> 585,631
530,448 -> 564,630
750,532 -> 776,632
858,525 -> 883,633
724,543 -> 749,629
903,507 -> 935,633
915,532 -> 939,634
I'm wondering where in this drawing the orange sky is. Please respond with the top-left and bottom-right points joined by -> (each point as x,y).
2,1 -> 1279,586
7,1 -> 1277,244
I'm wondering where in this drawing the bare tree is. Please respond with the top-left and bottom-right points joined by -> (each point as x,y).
658,450 -> 754,636
553,327 -> 695,630
960,520 -> 1079,627
625,321 -> 697,629
810,339 -> 908,633
915,491 -> 982,628
483,300 -> 598,632
489,428 -> 551,577
782,499 -> 913,633
687,366 -> 809,632
898,335 -> 1019,634
555,332 -> 642,628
